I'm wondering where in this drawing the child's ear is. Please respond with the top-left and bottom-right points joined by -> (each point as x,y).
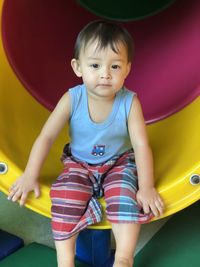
125,62 -> 131,78
71,59 -> 82,77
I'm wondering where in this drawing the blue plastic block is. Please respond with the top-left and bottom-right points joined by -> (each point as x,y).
0,229 -> 24,260
76,229 -> 114,267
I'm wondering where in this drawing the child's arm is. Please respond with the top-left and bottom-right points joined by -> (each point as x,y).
128,96 -> 164,217
8,92 -> 71,206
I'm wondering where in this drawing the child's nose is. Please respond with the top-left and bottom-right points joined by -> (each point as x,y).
101,67 -> 111,79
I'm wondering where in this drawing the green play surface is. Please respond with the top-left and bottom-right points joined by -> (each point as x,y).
0,242 -> 89,267
134,201 -> 200,267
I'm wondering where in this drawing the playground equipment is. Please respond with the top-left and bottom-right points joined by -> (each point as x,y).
0,0 -> 200,266
0,230 -> 89,267
0,229 -> 24,261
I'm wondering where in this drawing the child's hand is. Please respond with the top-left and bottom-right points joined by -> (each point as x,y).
8,175 -> 40,206
136,187 -> 164,217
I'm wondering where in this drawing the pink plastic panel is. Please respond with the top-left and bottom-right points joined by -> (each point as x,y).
2,0 -> 200,123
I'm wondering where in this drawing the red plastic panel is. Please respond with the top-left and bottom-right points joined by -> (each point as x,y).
2,0 -> 200,123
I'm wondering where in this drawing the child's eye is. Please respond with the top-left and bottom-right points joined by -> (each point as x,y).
90,64 -> 100,69
112,65 -> 120,69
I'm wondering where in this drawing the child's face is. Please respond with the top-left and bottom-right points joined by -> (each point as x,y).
71,40 -> 131,99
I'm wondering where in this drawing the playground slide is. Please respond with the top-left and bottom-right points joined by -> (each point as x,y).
0,0 -> 200,229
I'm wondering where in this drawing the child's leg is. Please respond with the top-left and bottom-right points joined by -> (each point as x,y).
112,223 -> 140,267
103,152 -> 151,266
50,158 -> 94,266
55,234 -> 78,267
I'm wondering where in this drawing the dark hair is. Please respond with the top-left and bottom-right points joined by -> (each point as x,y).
73,20 -> 134,62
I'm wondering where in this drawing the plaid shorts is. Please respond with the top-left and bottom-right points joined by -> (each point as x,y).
50,149 -> 153,241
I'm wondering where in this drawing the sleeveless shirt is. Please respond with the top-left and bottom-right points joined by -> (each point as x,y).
69,84 -> 136,164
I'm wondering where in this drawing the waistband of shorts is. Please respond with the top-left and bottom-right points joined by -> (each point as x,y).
65,148 -> 134,167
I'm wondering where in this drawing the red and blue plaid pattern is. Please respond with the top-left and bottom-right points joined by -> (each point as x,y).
50,150 -> 153,240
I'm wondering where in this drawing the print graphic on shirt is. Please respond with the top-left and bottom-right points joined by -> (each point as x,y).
91,145 -> 105,156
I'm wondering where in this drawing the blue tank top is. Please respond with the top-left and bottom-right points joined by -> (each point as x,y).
69,84 -> 136,164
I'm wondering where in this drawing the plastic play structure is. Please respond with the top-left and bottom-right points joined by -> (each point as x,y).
0,0 -> 200,266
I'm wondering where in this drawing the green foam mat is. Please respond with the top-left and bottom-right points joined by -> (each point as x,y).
0,242 -> 89,267
135,201 -> 200,267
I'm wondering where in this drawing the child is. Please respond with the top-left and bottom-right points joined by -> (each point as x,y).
8,20 -> 164,267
